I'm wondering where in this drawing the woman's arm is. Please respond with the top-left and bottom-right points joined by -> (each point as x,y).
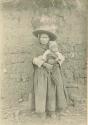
33,57 -> 38,65
33,56 -> 45,68
33,56 -> 53,70
43,62 -> 53,71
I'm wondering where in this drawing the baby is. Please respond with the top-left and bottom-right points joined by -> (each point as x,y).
33,41 -> 65,68
42,41 -> 65,66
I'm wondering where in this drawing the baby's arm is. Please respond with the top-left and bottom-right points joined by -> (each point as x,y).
56,52 -> 65,66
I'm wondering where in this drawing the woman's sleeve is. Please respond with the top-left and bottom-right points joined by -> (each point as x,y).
33,56 -> 45,68
33,57 -> 38,65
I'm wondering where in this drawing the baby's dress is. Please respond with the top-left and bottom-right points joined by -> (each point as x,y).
42,49 -> 64,66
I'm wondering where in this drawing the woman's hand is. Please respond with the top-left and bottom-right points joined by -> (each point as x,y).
43,63 -> 53,71
47,58 -> 57,65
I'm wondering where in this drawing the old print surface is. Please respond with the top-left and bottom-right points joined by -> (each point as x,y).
0,0 -> 87,125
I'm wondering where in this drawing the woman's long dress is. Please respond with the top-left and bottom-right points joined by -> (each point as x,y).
33,43 -> 67,113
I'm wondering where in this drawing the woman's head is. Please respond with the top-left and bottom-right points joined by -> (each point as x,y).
39,33 -> 50,45
33,26 -> 57,45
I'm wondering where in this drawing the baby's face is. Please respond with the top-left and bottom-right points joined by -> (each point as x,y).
49,42 -> 58,52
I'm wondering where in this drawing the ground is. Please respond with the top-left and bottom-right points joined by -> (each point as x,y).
1,101 -> 87,125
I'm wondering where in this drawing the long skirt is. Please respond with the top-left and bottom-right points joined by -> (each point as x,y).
33,64 -> 67,113
33,66 -> 56,113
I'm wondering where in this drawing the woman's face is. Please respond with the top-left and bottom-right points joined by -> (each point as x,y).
39,33 -> 50,45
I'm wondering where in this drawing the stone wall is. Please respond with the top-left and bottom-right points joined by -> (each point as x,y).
0,3 -> 87,109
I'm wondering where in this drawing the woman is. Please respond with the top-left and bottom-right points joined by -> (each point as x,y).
32,26 -> 67,117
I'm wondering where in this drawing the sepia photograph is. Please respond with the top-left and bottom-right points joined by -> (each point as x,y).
0,0 -> 87,125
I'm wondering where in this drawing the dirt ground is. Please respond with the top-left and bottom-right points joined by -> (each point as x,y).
1,102 -> 87,125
